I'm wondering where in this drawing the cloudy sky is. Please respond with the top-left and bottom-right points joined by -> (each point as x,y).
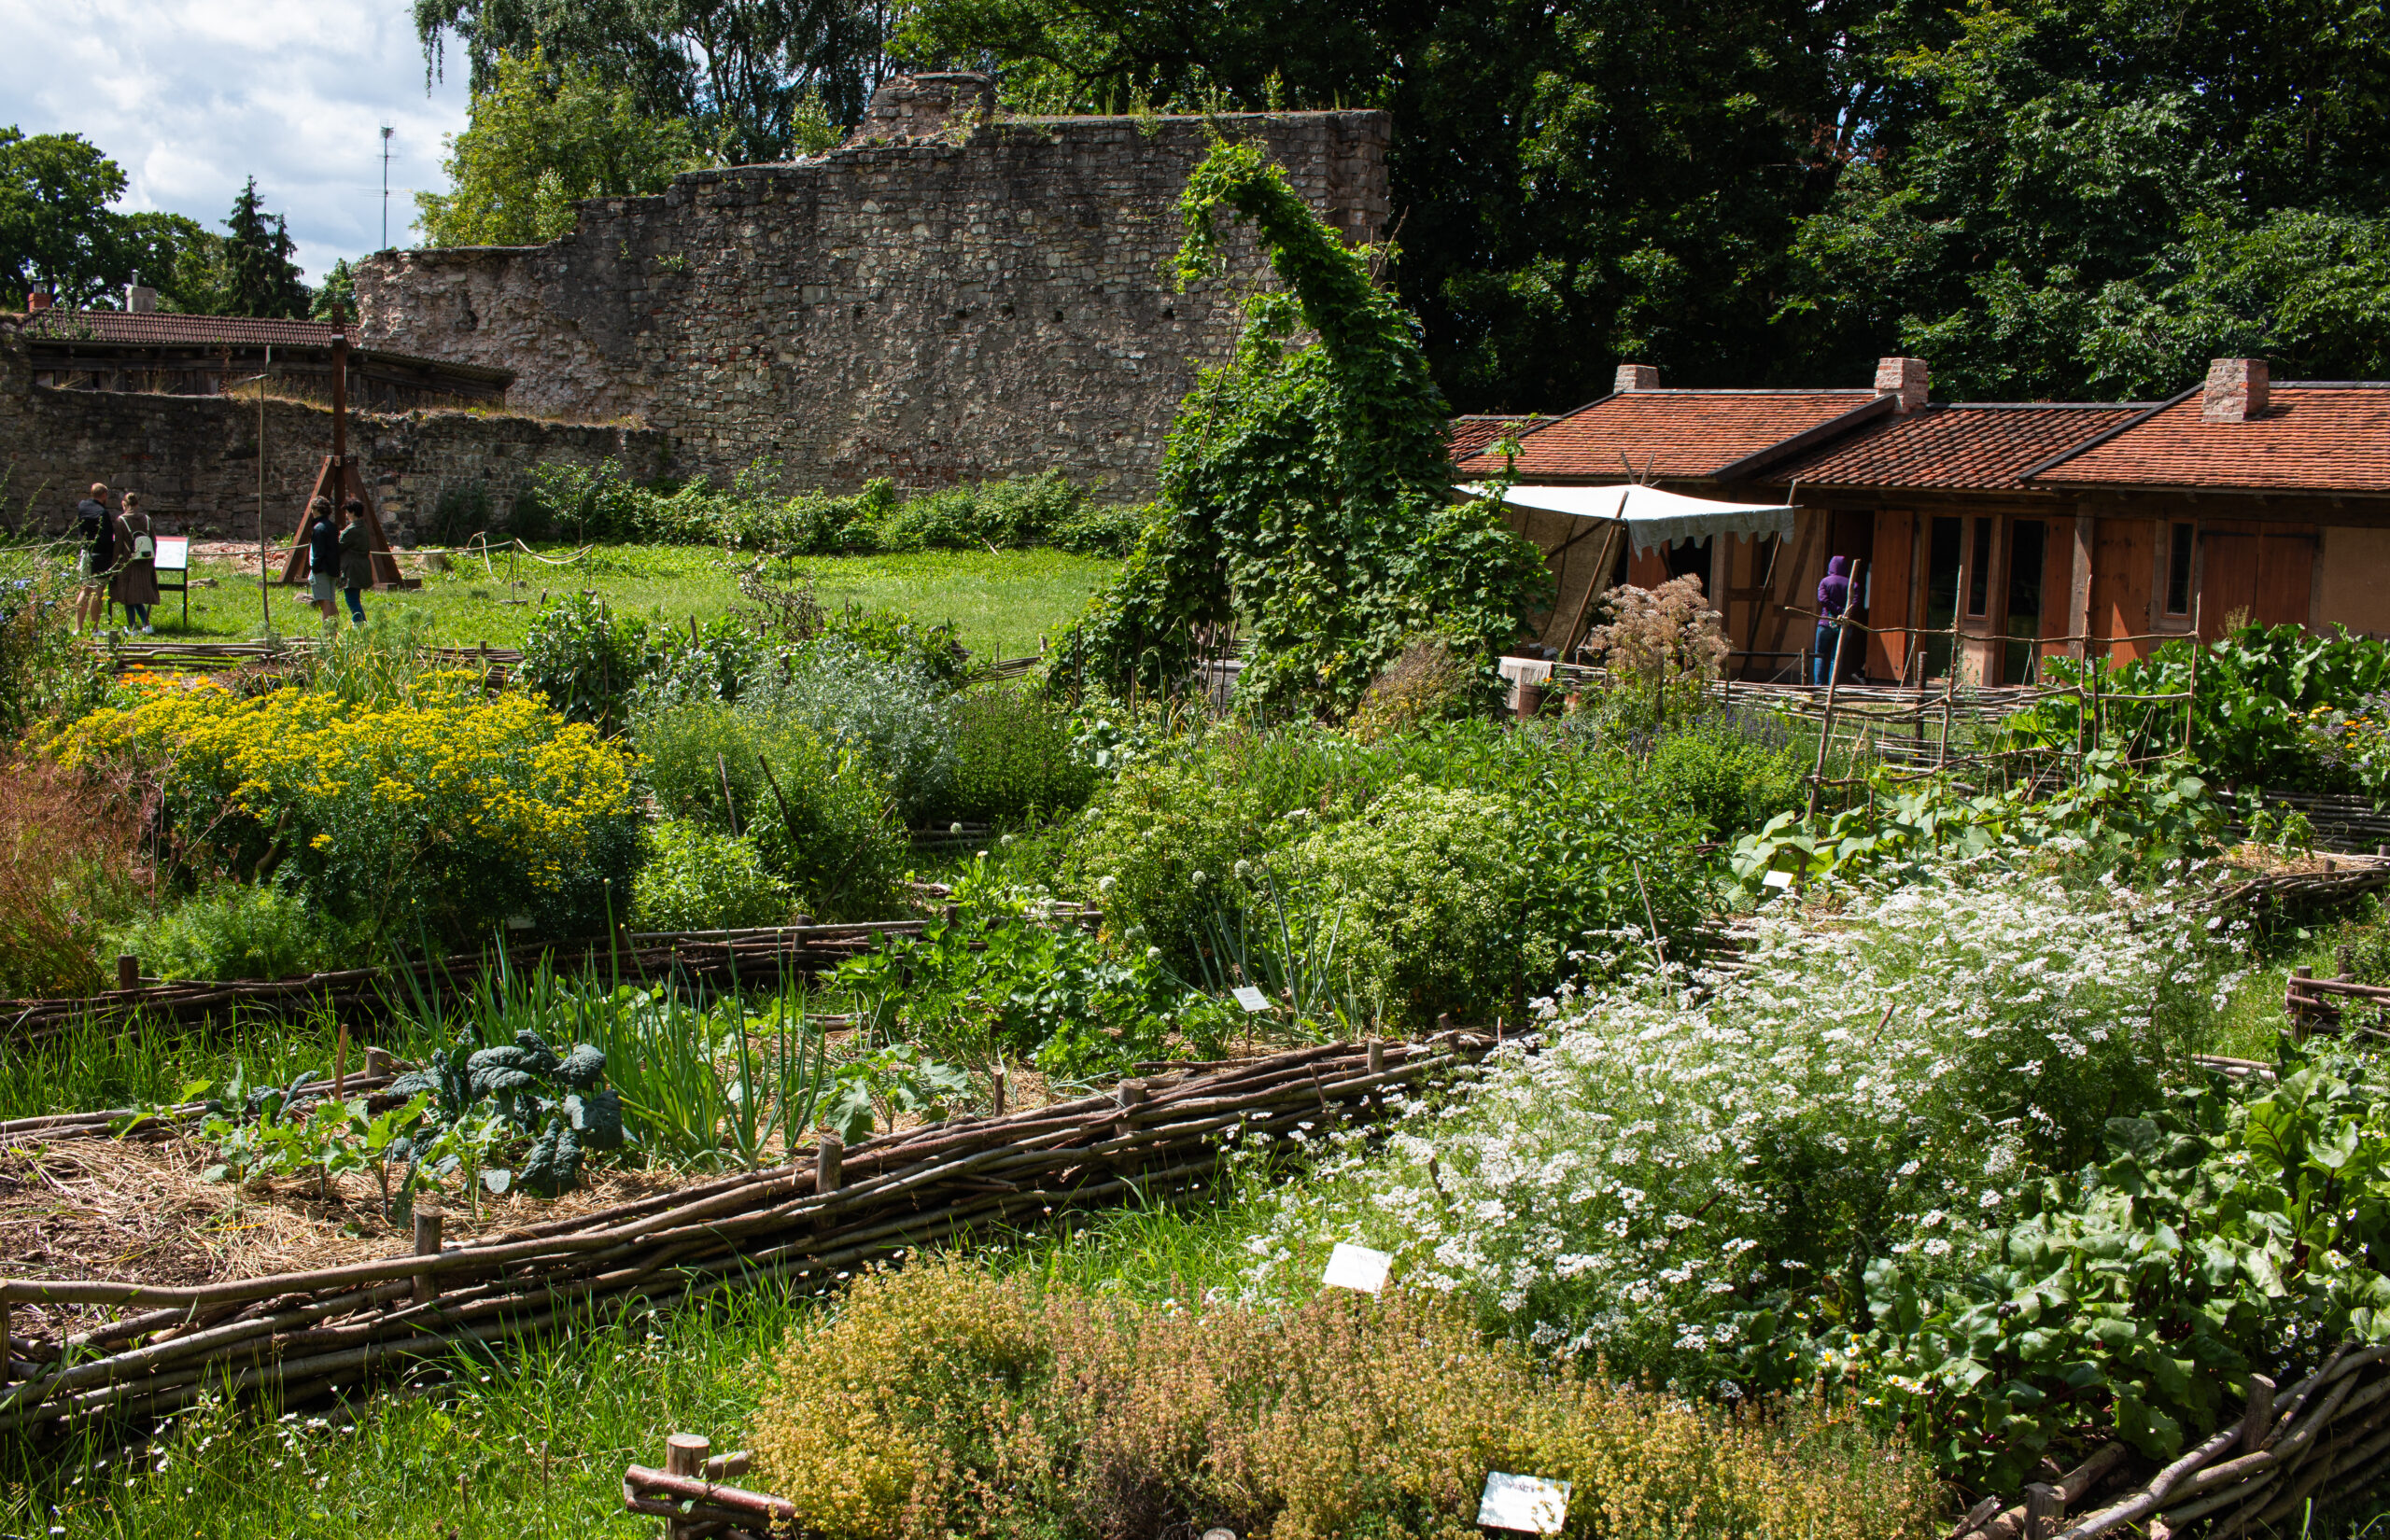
0,0 -> 473,283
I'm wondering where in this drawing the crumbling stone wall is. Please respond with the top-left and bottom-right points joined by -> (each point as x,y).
0,331 -> 668,540
354,80 -> 1392,497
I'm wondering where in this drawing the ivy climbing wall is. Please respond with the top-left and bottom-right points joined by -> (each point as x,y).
355,76 -> 1393,498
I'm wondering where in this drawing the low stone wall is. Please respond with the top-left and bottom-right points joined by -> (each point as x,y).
0,335 -> 668,542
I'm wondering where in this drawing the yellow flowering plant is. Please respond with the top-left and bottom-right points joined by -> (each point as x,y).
56,671 -> 640,947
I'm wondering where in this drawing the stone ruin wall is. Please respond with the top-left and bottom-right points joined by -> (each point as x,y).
0,331 -> 668,541
354,78 -> 1394,499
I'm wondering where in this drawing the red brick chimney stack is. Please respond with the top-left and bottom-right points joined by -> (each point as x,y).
1613,363 -> 1660,391
1874,356 -> 1929,413
2202,357 -> 2270,422
25,289 -> 51,313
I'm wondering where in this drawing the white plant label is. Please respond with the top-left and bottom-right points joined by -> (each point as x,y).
1478,1472 -> 1572,1535
1320,1242 -> 1391,1294
1762,868 -> 1795,889
1231,986 -> 1272,1013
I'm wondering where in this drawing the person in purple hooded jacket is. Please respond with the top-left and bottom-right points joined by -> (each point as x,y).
1813,555 -> 1853,685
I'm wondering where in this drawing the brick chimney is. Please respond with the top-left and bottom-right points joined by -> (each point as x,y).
25,289 -> 51,312
2202,357 -> 2270,422
1613,363 -> 1660,391
125,271 -> 157,314
856,73 -> 996,140
1874,357 -> 1929,413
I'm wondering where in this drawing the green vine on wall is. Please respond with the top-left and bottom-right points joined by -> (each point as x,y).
1056,137 -> 1549,715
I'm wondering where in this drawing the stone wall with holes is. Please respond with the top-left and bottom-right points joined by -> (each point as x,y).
0,333 -> 668,541
353,77 -> 1394,498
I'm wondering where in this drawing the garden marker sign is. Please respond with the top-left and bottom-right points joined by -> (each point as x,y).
1320,1242 -> 1392,1294
1231,986 -> 1272,1013
1477,1472 -> 1572,1534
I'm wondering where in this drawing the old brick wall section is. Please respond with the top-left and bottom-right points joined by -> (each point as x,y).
353,99 -> 1393,497
0,333 -> 668,540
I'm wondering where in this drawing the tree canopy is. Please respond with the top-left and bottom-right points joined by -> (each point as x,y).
415,47 -> 729,246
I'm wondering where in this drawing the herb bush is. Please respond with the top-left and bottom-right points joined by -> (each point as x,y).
111,884 -> 344,982
637,698 -> 906,919
1640,713 -> 1807,841
744,638 -> 958,821
749,1257 -> 1939,1540
629,817 -> 792,931
937,683 -> 1100,822
1240,869 -> 2241,1397
55,672 -> 640,948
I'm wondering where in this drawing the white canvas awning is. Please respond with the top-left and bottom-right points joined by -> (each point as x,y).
1457,482 -> 1798,556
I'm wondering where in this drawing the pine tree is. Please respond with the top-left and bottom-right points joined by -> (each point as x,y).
219,176 -> 310,318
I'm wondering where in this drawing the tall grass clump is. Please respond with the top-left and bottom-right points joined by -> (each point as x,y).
750,1258 -> 1939,1540
0,754 -> 144,995
1240,867 -> 2242,1393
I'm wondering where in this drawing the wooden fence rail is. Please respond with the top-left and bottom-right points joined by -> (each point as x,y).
0,1035 -> 1482,1439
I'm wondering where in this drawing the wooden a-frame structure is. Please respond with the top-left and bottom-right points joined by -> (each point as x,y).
277,320 -> 421,591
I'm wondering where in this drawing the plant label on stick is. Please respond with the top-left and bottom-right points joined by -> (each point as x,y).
1762,869 -> 1795,889
1320,1241 -> 1391,1294
1477,1473 -> 1571,1534
1231,986 -> 1271,1013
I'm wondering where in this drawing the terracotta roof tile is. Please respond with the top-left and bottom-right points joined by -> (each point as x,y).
2032,385 -> 2390,492
1455,390 -> 1888,481
1447,414 -> 1547,460
1764,403 -> 2150,491
10,310 -> 343,347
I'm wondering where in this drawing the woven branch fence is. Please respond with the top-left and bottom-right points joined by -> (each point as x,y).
87,637 -> 524,683
0,1036 -> 1477,1440
1952,1345 -> 2390,1540
0,917 -> 967,1042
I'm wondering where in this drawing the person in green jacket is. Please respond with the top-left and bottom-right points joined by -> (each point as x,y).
336,498 -> 374,626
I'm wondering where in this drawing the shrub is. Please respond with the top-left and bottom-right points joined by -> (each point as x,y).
629,818 -> 791,931
0,754 -> 143,996
750,1259 -> 1939,1540
519,593 -> 656,735
1050,499 -> 1155,557
55,672 -> 640,948
1067,761 -> 1272,972
748,639 -> 958,821
637,698 -> 907,919
940,684 -> 1099,822
1644,713 -> 1806,840
1579,576 -> 1730,728
821,606 -> 972,691
111,884 -> 343,982
1348,635 -> 1483,742
1240,868 -> 2238,1397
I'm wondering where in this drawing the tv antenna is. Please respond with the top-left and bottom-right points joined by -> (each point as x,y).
379,125 -> 395,249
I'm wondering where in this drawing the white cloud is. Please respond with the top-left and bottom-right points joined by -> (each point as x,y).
0,0 -> 472,283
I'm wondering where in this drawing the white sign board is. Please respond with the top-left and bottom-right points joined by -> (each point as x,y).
1761,868 -> 1795,889
1320,1242 -> 1391,1294
1478,1472 -> 1573,1535
1230,985 -> 1271,1013
151,535 -> 190,572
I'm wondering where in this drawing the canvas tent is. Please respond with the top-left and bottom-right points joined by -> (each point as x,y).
1457,482 -> 1801,657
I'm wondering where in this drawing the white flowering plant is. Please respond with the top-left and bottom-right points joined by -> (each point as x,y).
1236,864 -> 2247,1407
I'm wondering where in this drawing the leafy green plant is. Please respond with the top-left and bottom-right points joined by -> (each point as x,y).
109,883 -> 344,983
629,818 -> 791,931
519,592 -> 654,735
822,1043 -> 971,1141
384,1028 -> 622,1198
937,682 -> 1101,821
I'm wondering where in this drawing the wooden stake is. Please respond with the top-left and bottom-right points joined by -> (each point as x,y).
333,1023 -> 348,1103
413,1210 -> 443,1302
2024,1481 -> 2061,1540
1114,1079 -> 1148,1113
116,953 -> 138,992
2242,1373 -> 2276,1455
816,1132 -> 843,1194
1366,1039 -> 1384,1075
991,1063 -> 1006,1117
665,1433 -> 710,1540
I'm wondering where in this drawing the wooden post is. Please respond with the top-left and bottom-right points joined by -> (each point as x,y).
1514,679 -> 1544,721
815,1132 -> 843,1194
991,1063 -> 1006,1117
1114,1078 -> 1148,1113
2024,1482 -> 2061,1540
1,1299 -> 12,1387
665,1433 -> 710,1540
2242,1373 -> 2275,1455
116,952 -> 138,992
1366,1038 -> 1384,1075
413,1209 -> 443,1302
333,1022 -> 348,1102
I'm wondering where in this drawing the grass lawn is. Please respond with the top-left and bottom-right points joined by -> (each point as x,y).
147,546 -> 1118,665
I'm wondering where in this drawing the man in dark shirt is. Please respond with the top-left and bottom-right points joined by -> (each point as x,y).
75,483 -> 113,631
304,497 -> 342,622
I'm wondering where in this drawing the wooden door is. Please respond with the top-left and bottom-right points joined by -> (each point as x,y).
2088,518 -> 2158,663
1868,511 -> 1916,680
2198,522 -> 2316,639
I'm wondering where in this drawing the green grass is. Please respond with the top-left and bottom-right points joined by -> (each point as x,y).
136,546 -> 1118,665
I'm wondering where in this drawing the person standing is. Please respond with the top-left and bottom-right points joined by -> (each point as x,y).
74,483 -> 113,631
336,497 -> 373,626
1812,554 -> 1852,686
110,491 -> 160,635
303,497 -> 341,623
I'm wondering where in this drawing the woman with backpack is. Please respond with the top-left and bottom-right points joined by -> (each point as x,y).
109,491 -> 160,634
336,497 -> 373,625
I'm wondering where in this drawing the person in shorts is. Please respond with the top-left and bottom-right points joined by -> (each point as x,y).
304,497 -> 341,622
75,483 -> 113,631
336,497 -> 373,625
109,491 -> 160,634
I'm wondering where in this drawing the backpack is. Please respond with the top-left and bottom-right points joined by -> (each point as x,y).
127,516 -> 153,563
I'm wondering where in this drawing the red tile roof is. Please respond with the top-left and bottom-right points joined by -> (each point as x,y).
10,310 -> 343,347
1455,389 -> 1890,482
1764,403 -> 2151,491
2031,385 -> 2390,492
1447,414 -> 1547,460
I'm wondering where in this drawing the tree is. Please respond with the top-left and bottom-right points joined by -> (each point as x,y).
0,128 -> 132,306
415,0 -> 889,165
218,178 -> 311,319
311,258 -> 358,322
415,47 -> 722,246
